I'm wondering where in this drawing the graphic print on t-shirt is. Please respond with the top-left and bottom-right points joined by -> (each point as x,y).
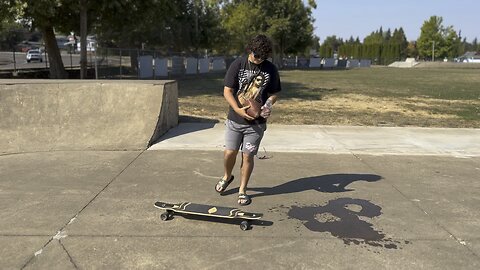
237,68 -> 270,107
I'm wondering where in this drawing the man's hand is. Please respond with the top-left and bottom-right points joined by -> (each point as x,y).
260,98 -> 273,118
225,86 -> 255,121
235,105 -> 255,121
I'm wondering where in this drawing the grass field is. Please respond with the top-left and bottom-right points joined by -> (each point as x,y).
177,67 -> 480,128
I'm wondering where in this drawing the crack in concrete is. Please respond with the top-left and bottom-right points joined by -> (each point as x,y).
20,150 -> 146,269
59,240 -> 78,269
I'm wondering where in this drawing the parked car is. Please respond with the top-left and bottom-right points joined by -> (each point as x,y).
26,49 -> 43,63
463,57 -> 480,63
77,40 -> 96,52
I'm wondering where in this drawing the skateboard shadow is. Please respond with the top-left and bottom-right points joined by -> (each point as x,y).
224,173 -> 382,198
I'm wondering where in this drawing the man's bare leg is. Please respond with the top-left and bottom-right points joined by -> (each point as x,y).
239,153 -> 254,201
216,149 -> 238,192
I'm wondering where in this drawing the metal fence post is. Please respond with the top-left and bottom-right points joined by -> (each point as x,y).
94,45 -> 98,79
106,48 -> 109,76
119,48 -> 122,79
69,51 -> 73,69
137,49 -> 140,79
44,51 -> 48,69
12,49 -> 17,74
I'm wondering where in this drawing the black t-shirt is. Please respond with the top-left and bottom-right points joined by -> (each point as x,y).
224,56 -> 281,124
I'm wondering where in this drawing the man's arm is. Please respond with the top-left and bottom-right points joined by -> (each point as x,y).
224,86 -> 255,121
267,94 -> 278,105
260,93 -> 278,119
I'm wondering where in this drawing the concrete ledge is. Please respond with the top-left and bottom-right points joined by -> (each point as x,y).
0,79 -> 178,154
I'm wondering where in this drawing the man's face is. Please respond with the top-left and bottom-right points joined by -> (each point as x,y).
250,52 -> 265,64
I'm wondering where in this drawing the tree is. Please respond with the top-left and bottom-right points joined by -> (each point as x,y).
265,0 -> 315,58
221,1 -> 262,53
319,35 -> 343,58
0,21 -> 27,50
2,0 -> 233,77
93,0 -> 225,55
363,29 -> 385,64
364,27 -> 384,45
0,1 -> 21,25
195,1 -> 226,54
472,38 -> 479,51
0,0 -> 71,78
391,28 -> 408,59
417,16 -> 448,60
220,0 -> 316,61
311,35 -> 320,52
444,27 -> 460,60
406,41 -> 418,58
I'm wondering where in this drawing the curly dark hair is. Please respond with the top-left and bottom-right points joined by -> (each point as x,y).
246,34 -> 273,60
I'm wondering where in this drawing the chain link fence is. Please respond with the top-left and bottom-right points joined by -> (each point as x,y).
93,48 -> 371,79
93,48 -> 239,79
1,46 -> 371,79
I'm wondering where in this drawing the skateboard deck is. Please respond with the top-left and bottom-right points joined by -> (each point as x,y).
154,201 -> 263,230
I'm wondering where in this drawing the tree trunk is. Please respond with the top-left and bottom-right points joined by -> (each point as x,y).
42,26 -> 68,79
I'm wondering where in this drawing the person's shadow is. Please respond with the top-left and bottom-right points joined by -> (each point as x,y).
223,174 -> 382,198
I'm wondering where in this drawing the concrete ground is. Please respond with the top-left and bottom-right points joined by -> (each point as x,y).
1,123 -> 479,269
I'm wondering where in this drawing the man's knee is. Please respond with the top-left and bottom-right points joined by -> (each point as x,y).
224,149 -> 238,158
242,153 -> 255,163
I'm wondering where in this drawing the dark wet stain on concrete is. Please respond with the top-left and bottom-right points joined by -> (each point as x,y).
272,198 -> 409,249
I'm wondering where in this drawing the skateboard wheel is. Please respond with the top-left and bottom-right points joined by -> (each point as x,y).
160,212 -> 171,221
240,221 -> 250,231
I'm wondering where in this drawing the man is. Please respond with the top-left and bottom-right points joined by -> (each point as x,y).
215,34 -> 281,206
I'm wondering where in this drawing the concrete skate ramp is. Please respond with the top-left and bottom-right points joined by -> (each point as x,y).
0,79 -> 178,154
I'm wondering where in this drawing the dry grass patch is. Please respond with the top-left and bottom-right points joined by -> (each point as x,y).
177,67 -> 480,127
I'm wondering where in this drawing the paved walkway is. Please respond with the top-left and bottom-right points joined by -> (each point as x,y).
150,123 -> 480,157
1,124 -> 479,269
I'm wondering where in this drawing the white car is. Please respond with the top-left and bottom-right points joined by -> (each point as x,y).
26,49 -> 43,63
463,57 -> 480,63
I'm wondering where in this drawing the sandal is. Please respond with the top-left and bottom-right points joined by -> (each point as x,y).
238,193 -> 251,206
215,175 -> 234,193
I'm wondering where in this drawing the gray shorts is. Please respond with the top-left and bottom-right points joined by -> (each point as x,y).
224,119 -> 266,155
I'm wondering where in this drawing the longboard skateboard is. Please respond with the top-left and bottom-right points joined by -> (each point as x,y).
154,201 -> 263,231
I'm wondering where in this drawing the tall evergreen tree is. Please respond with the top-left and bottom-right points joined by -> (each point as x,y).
391,28 -> 408,59
319,35 -> 342,58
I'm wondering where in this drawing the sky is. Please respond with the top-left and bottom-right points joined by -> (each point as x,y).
310,0 -> 479,42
